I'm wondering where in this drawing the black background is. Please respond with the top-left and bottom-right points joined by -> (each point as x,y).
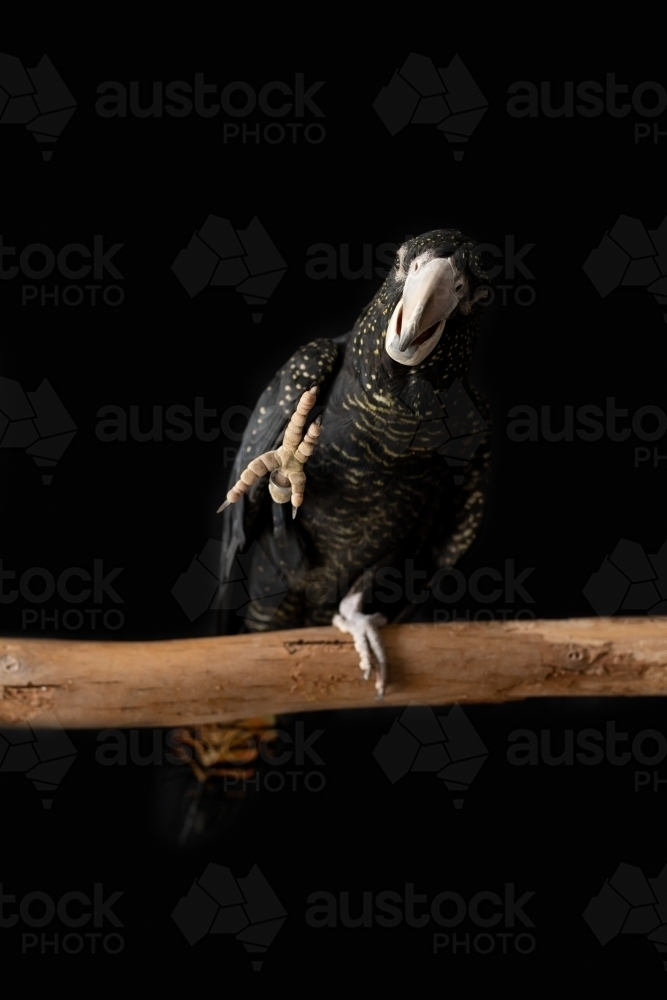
3,17 -> 667,989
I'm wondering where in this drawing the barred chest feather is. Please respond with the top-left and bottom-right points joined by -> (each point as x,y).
298,385 -> 457,570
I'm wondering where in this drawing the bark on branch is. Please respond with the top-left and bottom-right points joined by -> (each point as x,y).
1,617 -> 666,728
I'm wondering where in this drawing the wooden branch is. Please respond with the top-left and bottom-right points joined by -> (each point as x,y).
1,617 -> 667,728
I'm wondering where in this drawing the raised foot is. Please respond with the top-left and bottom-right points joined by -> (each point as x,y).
333,591 -> 388,698
217,385 -> 322,518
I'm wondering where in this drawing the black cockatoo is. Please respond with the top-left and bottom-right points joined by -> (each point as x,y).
217,229 -> 492,696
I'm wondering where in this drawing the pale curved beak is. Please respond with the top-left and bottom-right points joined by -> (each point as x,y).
386,256 -> 461,366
